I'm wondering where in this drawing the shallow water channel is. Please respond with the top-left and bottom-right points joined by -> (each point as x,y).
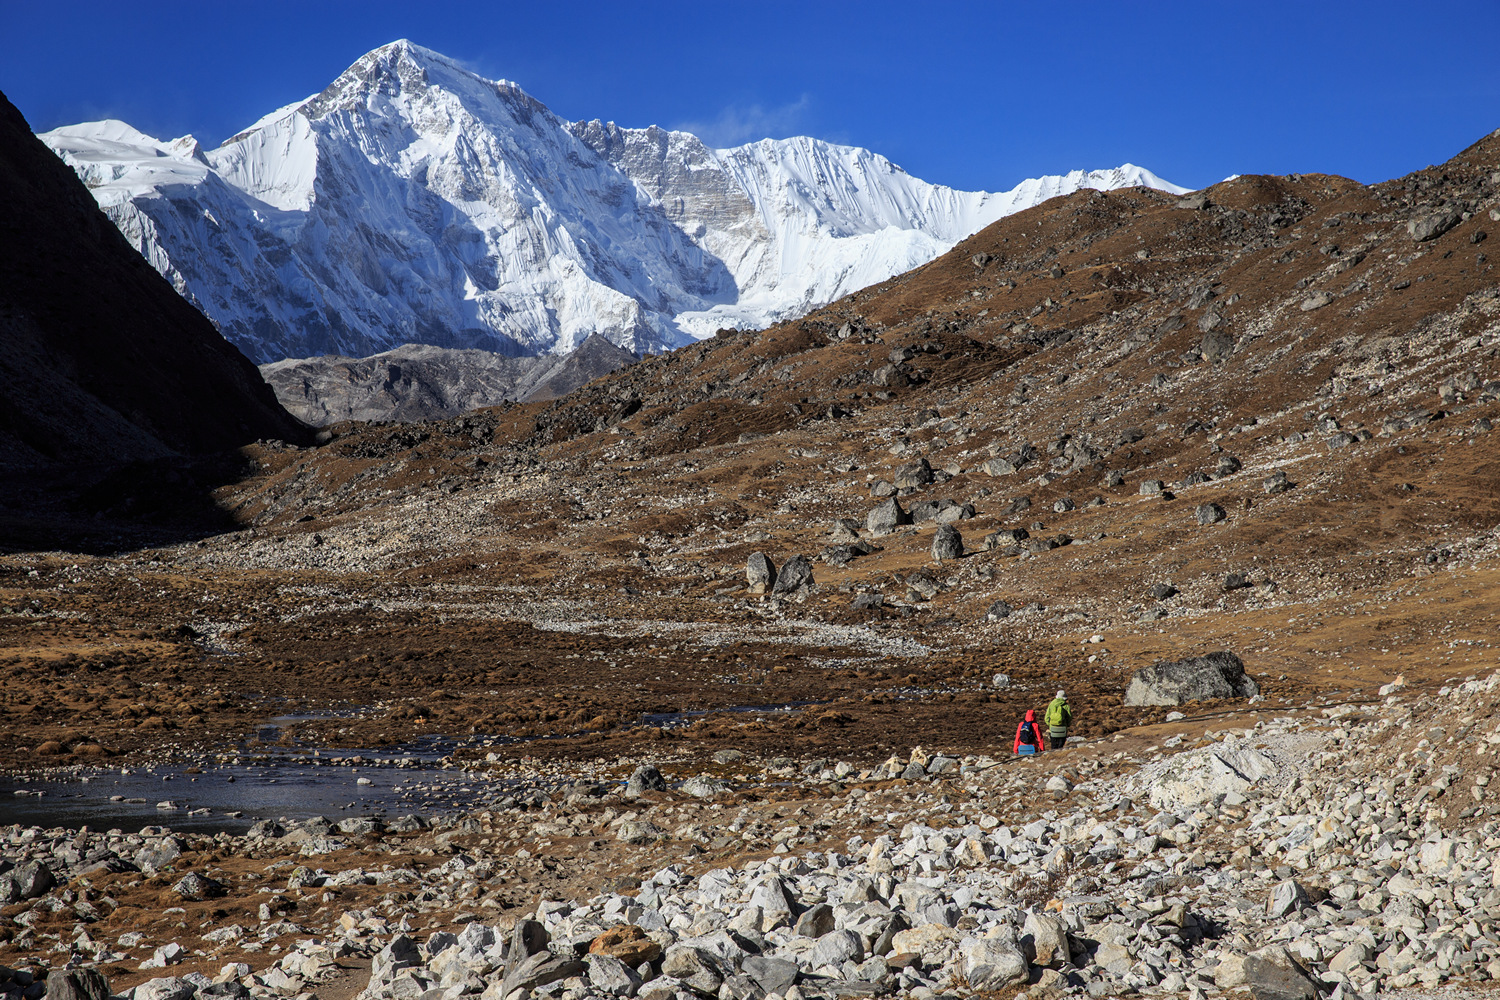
0,702 -> 816,835
0,717 -> 517,835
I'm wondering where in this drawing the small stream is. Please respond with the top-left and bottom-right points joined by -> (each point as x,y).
0,702 -> 820,835
0,762 -> 495,835
0,712 -> 509,835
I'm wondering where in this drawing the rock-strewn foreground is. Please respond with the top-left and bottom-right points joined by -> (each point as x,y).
8,679 -> 1500,1000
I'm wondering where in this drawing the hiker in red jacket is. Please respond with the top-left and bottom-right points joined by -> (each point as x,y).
1014,709 -> 1044,755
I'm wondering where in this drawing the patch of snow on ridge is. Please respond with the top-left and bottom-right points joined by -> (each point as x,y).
42,120 -> 214,208
40,39 -> 1189,363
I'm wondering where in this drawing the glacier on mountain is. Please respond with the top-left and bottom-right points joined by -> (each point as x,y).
40,40 -> 1187,364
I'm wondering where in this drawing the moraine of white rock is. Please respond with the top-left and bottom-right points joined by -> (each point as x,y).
39,40 -> 1186,364
15,672 -> 1495,1000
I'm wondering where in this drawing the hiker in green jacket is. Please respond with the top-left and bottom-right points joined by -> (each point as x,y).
1045,689 -> 1072,750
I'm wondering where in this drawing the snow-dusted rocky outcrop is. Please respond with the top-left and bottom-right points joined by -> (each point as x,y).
41,41 -> 1186,363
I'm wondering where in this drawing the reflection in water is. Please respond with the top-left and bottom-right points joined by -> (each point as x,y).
0,701 -> 816,834
0,758 -> 503,835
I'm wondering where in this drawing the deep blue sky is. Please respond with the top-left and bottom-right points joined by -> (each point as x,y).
5,1 -> 1498,193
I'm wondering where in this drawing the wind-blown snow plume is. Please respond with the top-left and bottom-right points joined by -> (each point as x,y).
41,41 -> 1187,363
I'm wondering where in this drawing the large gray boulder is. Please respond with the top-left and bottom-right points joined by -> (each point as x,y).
980,457 -> 1017,477
3,860 -> 54,901
625,764 -> 667,797
1214,950 -> 1320,1000
369,934 -> 421,987
1123,651 -> 1258,706
505,918 -> 549,964
741,957 -> 799,995
661,946 -> 728,995
46,970 -> 111,1000
959,935 -> 1028,990
1022,912 -> 1070,967
503,952 -> 585,995
934,502 -> 974,524
171,872 -> 227,900
771,555 -> 814,595
1266,879 -> 1310,918
679,776 -> 731,799
133,837 -> 184,873
931,524 -> 963,561
247,819 -> 285,839
1262,471 -> 1292,494
745,552 -> 777,594
130,980 -> 196,1000
1408,210 -> 1461,242
908,499 -> 946,523
865,497 -> 911,536
585,954 -> 642,996
829,518 -> 862,544
893,457 -> 933,490
793,902 -> 835,938
746,875 -> 797,931
1201,328 -> 1233,362
982,528 -> 1028,551
810,929 -> 863,967
615,820 -> 667,844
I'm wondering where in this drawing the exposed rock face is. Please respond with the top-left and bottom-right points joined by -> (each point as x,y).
521,337 -> 640,402
0,90 -> 303,469
260,335 -> 637,425
1123,651 -> 1259,706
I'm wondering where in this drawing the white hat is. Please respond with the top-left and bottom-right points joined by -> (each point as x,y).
1056,690 -> 1066,699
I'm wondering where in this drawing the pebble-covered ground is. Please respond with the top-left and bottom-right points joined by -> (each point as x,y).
9,674 -> 1500,1000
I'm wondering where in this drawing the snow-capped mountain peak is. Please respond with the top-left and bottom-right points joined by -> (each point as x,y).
40,41 -> 1188,364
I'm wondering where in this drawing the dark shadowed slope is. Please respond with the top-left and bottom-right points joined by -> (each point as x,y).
0,90 -> 304,470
